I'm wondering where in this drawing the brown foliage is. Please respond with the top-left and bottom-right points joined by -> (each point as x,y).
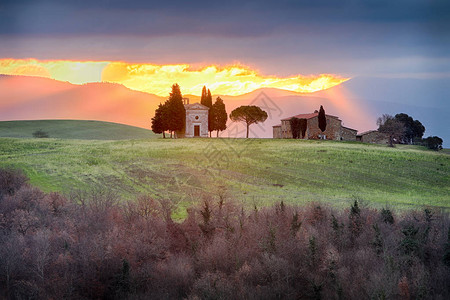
0,168 -> 449,299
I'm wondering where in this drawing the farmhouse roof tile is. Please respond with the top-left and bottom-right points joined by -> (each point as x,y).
280,112 -> 339,121
356,130 -> 379,136
342,126 -> 358,132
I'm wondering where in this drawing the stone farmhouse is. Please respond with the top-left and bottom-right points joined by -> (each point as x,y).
178,98 -> 209,138
272,111 -> 357,141
356,130 -> 389,144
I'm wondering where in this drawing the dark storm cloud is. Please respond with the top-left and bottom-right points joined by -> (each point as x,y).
1,0 -> 449,79
1,0 -> 449,37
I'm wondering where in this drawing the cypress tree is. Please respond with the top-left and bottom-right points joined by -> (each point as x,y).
151,103 -> 167,138
206,89 -> 213,136
211,96 -> 228,137
299,118 -> 307,138
318,105 -> 327,133
206,89 -> 213,107
289,117 -> 301,139
289,118 -> 307,139
200,86 -> 207,105
166,84 -> 185,137
200,87 -> 214,136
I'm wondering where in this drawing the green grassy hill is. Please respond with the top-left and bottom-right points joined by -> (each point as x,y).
0,137 -> 448,217
0,120 -> 159,140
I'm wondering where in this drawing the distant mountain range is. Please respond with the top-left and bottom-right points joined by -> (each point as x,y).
1,74 -> 448,146
0,75 -> 161,129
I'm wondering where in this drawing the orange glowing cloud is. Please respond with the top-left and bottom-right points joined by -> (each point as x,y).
0,59 -> 349,96
101,62 -> 349,96
0,58 -> 108,84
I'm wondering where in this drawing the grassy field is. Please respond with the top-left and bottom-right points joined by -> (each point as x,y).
0,120 -> 159,140
1,135 -> 449,218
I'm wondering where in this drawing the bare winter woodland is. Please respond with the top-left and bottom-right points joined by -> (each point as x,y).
0,168 -> 449,299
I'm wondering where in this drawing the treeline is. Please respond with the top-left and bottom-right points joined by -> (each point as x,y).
0,168 -> 449,299
151,84 -> 227,138
377,113 -> 443,149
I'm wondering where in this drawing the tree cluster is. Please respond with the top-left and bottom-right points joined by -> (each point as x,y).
289,117 -> 307,139
377,113 -> 426,147
201,86 -> 228,137
151,84 -> 185,138
422,136 -> 443,151
394,113 -> 425,144
200,86 -> 213,136
377,113 -> 444,149
1,168 -> 449,299
152,85 -> 227,138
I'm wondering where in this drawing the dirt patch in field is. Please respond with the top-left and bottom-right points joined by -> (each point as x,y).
98,175 -> 136,193
125,165 -> 171,185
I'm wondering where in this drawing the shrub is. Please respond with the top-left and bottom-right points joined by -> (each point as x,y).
32,129 -> 49,138
423,136 -> 443,151
381,208 -> 394,224
0,168 -> 28,198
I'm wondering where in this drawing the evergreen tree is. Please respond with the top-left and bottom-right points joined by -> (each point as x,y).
299,119 -> 307,138
229,105 -> 268,138
203,89 -> 214,137
200,86 -> 207,105
423,136 -> 443,150
318,105 -> 327,133
289,118 -> 307,139
412,120 -> 425,142
151,103 -> 167,138
211,96 -> 228,137
166,84 -> 185,138
289,118 -> 301,139
394,113 -> 425,144
206,89 -> 213,107
200,86 -> 214,136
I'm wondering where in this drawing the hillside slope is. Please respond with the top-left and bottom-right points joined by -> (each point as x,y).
0,138 -> 448,215
1,75 -> 448,146
0,120 -> 158,140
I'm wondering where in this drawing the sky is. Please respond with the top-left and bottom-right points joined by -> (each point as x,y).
0,0 -> 449,142
1,0 -> 449,78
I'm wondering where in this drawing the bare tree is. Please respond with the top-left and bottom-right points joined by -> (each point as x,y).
377,114 -> 406,147
376,114 -> 394,127
378,118 -> 405,147
0,234 -> 25,298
